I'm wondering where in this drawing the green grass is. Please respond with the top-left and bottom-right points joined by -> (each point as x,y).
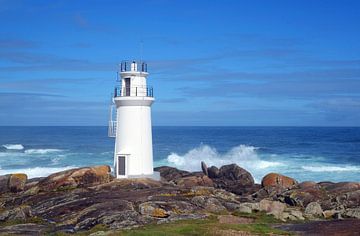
119,218 -> 215,236
118,213 -> 291,236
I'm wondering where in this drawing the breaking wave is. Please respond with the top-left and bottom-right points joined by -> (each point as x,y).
24,149 -> 63,154
166,144 -> 283,178
2,144 -> 24,150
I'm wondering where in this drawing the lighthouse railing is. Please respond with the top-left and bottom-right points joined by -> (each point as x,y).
114,86 -> 154,98
108,101 -> 117,138
108,120 -> 117,138
120,60 -> 147,72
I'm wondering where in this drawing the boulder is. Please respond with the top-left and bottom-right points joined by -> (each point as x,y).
261,173 -> 297,189
218,164 -> 254,185
154,166 -> 190,182
37,165 -> 112,191
304,202 -> 323,218
207,166 -> 220,178
0,173 -> 27,193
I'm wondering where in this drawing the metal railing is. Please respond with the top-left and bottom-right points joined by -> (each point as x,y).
108,102 -> 117,138
114,86 -> 154,98
120,60 -> 147,72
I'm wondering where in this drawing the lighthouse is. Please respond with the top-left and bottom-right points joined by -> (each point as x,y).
108,60 -> 159,179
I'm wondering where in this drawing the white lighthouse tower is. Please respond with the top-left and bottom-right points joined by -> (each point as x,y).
108,60 -> 159,179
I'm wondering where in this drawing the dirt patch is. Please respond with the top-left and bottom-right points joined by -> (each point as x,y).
218,215 -> 255,224
275,219 -> 360,236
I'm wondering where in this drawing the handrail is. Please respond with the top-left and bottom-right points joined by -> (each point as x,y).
114,86 -> 153,98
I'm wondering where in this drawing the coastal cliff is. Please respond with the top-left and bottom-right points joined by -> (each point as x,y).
0,164 -> 360,235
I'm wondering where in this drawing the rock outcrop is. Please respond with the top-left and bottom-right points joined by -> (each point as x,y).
0,163 -> 359,234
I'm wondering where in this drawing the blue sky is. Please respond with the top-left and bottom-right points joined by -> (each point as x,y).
0,0 -> 359,126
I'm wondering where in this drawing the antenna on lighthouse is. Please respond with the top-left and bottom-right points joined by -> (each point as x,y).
140,40 -> 144,63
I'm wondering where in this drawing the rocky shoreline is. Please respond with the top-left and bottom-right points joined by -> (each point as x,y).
0,163 -> 359,235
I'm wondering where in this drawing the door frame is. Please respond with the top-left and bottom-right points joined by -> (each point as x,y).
124,78 -> 131,96
116,154 -> 129,178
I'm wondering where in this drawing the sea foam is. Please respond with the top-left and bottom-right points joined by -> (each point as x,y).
2,144 -> 24,150
24,149 -> 63,154
302,165 -> 360,172
0,166 -> 77,179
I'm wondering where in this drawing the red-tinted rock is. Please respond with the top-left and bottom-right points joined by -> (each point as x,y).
37,165 -> 112,191
261,173 -> 297,189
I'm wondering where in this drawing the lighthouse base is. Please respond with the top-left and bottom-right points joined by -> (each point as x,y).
113,171 -> 161,181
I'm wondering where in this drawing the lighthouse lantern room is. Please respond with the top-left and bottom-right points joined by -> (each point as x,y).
108,60 -> 159,180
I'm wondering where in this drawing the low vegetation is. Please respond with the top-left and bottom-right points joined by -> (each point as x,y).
76,213 -> 289,236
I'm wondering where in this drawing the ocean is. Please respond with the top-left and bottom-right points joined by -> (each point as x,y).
0,126 -> 359,183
